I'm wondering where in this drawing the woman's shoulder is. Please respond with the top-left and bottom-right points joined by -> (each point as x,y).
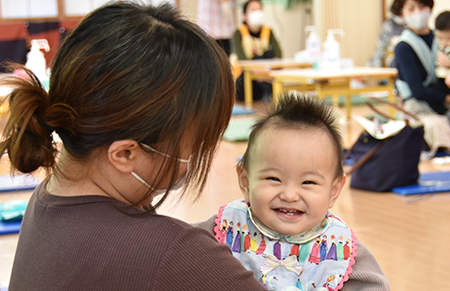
395,39 -> 414,54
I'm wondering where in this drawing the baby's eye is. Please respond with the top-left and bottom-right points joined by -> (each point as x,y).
266,177 -> 281,182
302,180 -> 316,185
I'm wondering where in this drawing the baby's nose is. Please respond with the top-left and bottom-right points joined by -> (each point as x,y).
279,187 -> 300,202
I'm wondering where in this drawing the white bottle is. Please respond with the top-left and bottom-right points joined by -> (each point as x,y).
25,39 -> 50,82
305,26 -> 322,69
323,29 -> 345,71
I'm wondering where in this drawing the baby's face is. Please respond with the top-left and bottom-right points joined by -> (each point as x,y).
436,29 -> 450,53
239,126 -> 345,236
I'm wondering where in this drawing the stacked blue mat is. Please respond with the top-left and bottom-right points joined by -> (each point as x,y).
391,171 -> 450,195
0,174 -> 42,235
232,104 -> 256,116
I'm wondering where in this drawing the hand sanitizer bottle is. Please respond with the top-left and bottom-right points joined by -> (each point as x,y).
305,26 -> 321,69
323,29 -> 345,71
25,39 -> 50,84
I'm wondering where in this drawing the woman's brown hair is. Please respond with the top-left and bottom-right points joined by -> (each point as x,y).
0,2 -> 234,209
397,0 -> 434,11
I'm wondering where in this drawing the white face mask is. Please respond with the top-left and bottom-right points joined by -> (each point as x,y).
404,11 -> 430,31
247,10 -> 265,27
131,171 -> 186,197
131,143 -> 190,196
392,15 -> 405,26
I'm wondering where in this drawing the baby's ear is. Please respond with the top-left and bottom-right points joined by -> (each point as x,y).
328,175 -> 347,208
236,165 -> 250,201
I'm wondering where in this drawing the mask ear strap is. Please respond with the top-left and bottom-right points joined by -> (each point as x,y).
131,171 -> 155,190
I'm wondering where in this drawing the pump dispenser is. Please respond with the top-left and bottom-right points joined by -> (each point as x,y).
323,29 -> 345,71
305,26 -> 321,69
25,39 -> 50,82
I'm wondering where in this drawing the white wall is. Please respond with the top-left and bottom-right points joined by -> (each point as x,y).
430,0 -> 450,28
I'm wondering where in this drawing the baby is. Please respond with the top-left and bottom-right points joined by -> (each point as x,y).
435,11 -> 450,89
211,92 -> 389,290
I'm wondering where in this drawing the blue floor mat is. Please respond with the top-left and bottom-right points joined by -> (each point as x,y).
0,175 -> 42,193
232,105 -> 256,116
391,172 -> 450,195
0,221 -> 21,235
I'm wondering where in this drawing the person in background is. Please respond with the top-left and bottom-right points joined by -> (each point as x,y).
395,0 -> 450,118
368,0 -> 406,68
196,93 -> 390,291
434,11 -> 450,90
233,0 -> 282,102
395,0 -> 450,157
2,2 -> 268,290
197,0 -> 235,57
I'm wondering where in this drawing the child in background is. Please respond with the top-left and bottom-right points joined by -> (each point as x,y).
435,11 -> 450,90
205,93 -> 390,290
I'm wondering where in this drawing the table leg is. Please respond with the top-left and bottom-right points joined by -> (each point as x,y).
345,95 -> 352,119
244,69 -> 253,108
387,78 -> 395,117
332,95 -> 339,107
272,78 -> 283,104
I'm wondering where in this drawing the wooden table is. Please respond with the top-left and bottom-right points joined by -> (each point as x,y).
237,59 -> 312,107
270,67 -> 398,118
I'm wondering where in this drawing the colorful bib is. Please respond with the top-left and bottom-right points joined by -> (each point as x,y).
214,199 -> 357,291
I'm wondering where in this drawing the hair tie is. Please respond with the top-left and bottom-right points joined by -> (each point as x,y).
37,119 -> 55,134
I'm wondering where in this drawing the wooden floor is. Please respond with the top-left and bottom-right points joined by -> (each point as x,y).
1,101 -> 449,290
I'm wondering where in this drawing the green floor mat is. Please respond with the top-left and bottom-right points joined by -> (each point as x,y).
323,95 -> 388,106
222,118 -> 256,141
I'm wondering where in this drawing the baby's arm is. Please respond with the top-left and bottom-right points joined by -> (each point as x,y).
192,214 -> 217,234
445,74 -> 450,89
343,238 -> 390,290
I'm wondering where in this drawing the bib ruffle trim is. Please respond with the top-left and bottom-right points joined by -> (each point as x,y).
214,203 -> 227,242
333,228 -> 358,290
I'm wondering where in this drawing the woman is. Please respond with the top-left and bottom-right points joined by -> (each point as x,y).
233,0 -> 282,102
395,0 -> 450,117
368,0 -> 406,68
2,2 -> 266,290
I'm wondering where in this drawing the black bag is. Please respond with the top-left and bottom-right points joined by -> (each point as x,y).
345,98 -> 425,192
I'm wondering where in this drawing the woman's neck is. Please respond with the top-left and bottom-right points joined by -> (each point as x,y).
410,26 -> 431,36
46,149 -> 129,203
247,23 -> 262,34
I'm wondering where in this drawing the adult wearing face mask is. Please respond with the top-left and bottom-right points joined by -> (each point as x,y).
368,0 -> 406,68
395,0 -> 450,118
233,0 -> 282,102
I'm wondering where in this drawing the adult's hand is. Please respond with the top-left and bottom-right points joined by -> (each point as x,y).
445,75 -> 450,89
436,51 -> 450,68
445,94 -> 450,104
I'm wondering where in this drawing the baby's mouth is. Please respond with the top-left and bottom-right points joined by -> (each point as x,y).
275,208 -> 304,216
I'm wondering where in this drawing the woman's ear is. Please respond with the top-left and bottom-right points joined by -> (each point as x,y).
328,174 -> 347,209
236,165 -> 250,201
108,140 -> 141,173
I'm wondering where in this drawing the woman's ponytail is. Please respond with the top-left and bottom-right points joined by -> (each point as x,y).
0,65 -> 57,174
